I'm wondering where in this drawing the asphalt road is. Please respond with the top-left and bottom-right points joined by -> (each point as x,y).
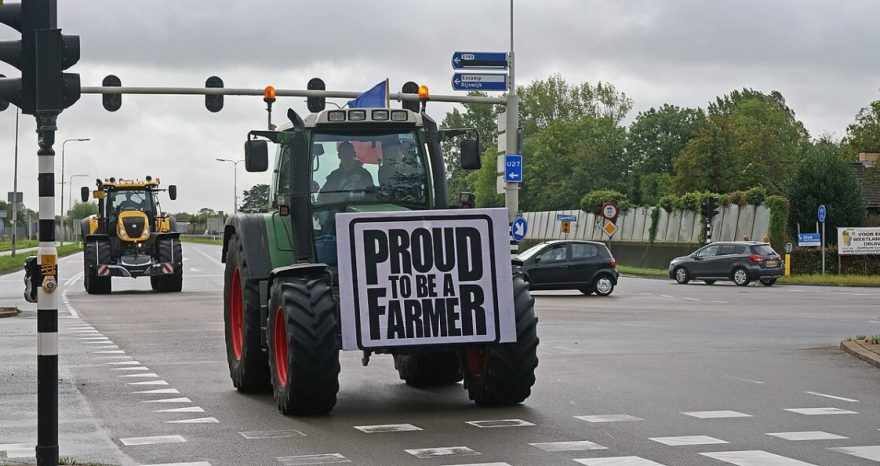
2,242 -> 880,466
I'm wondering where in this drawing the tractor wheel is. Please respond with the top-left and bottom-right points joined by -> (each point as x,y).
461,273 -> 538,406
153,238 -> 183,292
394,352 -> 462,387
223,234 -> 271,393
83,241 -> 111,295
268,276 -> 340,415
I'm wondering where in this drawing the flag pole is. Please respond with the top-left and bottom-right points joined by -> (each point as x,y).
385,78 -> 390,108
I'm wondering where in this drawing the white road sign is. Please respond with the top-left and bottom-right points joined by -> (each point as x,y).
838,227 -> 880,255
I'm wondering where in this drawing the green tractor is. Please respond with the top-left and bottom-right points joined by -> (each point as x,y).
221,97 -> 538,415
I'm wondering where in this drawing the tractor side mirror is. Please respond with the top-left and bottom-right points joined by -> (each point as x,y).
168,185 -> 177,200
460,139 -> 481,170
80,186 -> 90,203
244,140 -> 269,172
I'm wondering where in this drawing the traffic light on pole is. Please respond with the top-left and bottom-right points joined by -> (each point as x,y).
0,2 -> 28,112
34,27 -> 80,113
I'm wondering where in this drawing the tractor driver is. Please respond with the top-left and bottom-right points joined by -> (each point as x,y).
117,191 -> 145,211
318,141 -> 375,203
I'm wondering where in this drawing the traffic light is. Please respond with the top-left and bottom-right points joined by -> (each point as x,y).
34,27 -> 80,112
0,2 -> 28,112
702,197 -> 720,220
205,75 -> 223,112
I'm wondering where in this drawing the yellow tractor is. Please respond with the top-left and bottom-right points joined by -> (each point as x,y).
80,176 -> 182,294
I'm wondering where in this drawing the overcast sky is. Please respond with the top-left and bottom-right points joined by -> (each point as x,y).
2,0 -> 879,215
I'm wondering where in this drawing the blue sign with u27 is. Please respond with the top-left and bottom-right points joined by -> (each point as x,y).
504,154 -> 523,182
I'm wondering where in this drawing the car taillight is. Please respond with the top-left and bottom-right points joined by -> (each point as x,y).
749,254 -> 763,264
610,259 -> 617,268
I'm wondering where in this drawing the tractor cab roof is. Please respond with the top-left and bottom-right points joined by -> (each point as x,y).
97,178 -> 162,190
276,108 -> 422,132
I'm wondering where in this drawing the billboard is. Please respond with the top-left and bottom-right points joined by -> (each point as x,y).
837,227 -> 880,255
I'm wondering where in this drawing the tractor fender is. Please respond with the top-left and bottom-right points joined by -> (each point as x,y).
267,263 -> 329,292
222,214 -> 271,282
84,233 -> 110,243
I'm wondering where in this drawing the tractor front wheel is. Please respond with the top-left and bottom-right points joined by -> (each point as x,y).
83,241 -> 111,295
153,238 -> 183,292
461,273 -> 539,406
268,276 -> 340,415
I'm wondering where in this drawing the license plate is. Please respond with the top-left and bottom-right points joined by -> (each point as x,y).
765,260 -> 777,267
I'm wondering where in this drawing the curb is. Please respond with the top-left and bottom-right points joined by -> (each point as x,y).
840,340 -> 880,369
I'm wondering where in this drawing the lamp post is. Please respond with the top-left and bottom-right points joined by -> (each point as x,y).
216,158 -> 244,215
60,138 -> 91,245
68,174 -> 90,244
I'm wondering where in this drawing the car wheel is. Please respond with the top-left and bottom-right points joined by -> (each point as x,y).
732,268 -> 750,286
593,275 -> 615,296
703,280 -> 715,285
760,277 -> 777,287
674,267 -> 690,284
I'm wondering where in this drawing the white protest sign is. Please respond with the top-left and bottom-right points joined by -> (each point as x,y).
838,227 -> 880,255
335,208 -> 516,350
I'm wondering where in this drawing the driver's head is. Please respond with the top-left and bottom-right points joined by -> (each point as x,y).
338,142 -> 357,169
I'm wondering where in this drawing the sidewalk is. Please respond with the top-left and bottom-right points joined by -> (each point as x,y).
841,339 -> 880,369
0,247 -> 38,257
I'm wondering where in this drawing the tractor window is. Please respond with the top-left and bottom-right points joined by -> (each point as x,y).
109,190 -> 154,215
311,131 -> 428,207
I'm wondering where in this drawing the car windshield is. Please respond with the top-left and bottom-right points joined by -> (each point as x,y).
752,244 -> 776,256
517,243 -> 549,261
311,131 -> 428,207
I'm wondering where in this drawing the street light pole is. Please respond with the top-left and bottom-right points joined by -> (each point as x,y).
68,175 -> 89,244
60,138 -> 90,245
216,158 -> 244,215
11,107 -> 20,256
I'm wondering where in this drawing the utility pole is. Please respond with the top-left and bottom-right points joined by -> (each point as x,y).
216,158 -> 243,214
12,106 -> 20,255
59,137 -> 90,245
504,0 -> 520,249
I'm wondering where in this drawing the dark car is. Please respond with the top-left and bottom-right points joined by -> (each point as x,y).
668,241 -> 784,286
516,240 -> 619,296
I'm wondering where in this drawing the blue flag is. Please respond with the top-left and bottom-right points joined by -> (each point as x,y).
348,80 -> 388,108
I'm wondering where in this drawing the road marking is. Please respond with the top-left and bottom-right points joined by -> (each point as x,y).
353,424 -> 421,433
77,337 -> 110,340
133,388 -> 180,394
64,272 -> 83,286
277,453 -> 350,465
870,320 -> 880,324
155,406 -> 205,413
649,435 -> 728,446
240,430 -> 305,440
111,366 -> 150,371
193,248 -> 224,267
104,360 -> 140,365
465,419 -> 534,428
91,345 -> 120,349
574,457 -> 665,466
682,410 -> 752,419
804,391 -> 859,403
575,414 -> 643,423
784,407 -> 857,415
660,295 -> 674,298
143,397 -> 191,403
61,289 -> 79,318
118,373 -> 159,378
127,380 -> 169,386
119,435 -> 186,446
767,431 -> 848,441
166,417 -> 219,424
142,463 -> 212,466
529,440 -> 607,451
444,463 -> 510,466
684,297 -> 699,301
93,350 -> 126,354
70,329 -> 98,333
712,301 -> 728,304
96,355 -> 132,359
701,450 -> 817,465
722,376 -> 764,384
828,446 -> 880,461
405,446 -> 480,459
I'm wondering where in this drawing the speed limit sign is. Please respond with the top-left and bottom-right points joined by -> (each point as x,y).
601,203 -> 619,221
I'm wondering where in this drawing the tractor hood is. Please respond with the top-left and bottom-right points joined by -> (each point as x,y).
117,210 -> 150,242
345,203 -> 412,213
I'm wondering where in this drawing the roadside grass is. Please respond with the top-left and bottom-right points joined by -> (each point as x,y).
618,265 -> 880,287
846,334 -> 880,344
0,239 -> 38,252
0,244 -> 82,275
180,235 -> 222,245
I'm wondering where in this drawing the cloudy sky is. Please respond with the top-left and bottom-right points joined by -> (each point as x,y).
1,0 -> 879,215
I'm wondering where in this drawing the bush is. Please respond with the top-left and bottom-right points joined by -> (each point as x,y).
580,190 -> 630,214
789,246 -> 880,275
744,186 -> 768,205
765,195 -> 789,253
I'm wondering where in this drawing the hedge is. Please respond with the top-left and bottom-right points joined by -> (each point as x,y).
789,246 -> 880,275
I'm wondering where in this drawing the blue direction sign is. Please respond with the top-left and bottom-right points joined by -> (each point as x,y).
798,232 -> 821,247
511,216 -> 528,242
452,73 -> 508,91
556,213 -> 577,222
818,204 -> 827,223
504,154 -> 523,182
451,51 -> 508,70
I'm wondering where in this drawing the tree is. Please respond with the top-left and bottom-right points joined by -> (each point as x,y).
845,99 -> 880,157
239,184 -> 270,213
68,202 -> 98,220
518,74 -> 633,134
673,89 -> 809,194
440,93 -> 501,204
785,138 -> 865,244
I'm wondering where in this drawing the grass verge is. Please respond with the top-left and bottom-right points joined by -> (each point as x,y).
0,239 -> 39,252
0,244 -> 82,275
180,235 -> 223,245
618,265 -> 880,287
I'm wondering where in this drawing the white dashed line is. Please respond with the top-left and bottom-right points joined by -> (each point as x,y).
682,410 -> 752,419
119,435 -> 186,446
277,453 -> 350,465
784,407 -> 857,415
127,380 -> 169,386
465,419 -> 534,428
684,297 -> 699,301
118,373 -> 159,378
104,360 -> 140,365
660,295 -> 674,298
712,300 -> 728,304
240,430 -> 305,440
143,397 -> 192,403
154,406 -> 205,413
529,440 -> 607,451
142,462 -> 212,466
649,435 -> 728,446
353,424 -> 421,433
766,431 -> 848,441
701,450 -> 817,465
575,458 -> 665,466
575,414 -> 643,423
61,289 -> 79,318
78,337 -> 110,340
93,350 -> 126,354
804,391 -> 859,403
165,417 -> 219,424
111,366 -> 149,371
722,376 -> 764,384
828,446 -> 880,462
133,388 -> 180,394
193,248 -> 224,267
405,446 -> 480,459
